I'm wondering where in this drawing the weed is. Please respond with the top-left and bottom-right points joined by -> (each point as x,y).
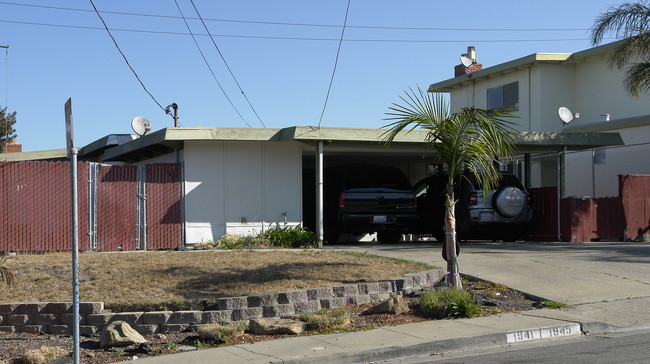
20,345 -> 68,364
198,321 -> 247,343
419,288 -> 480,318
536,300 -> 567,309
0,256 -> 15,287
299,308 -> 352,331
162,343 -> 177,350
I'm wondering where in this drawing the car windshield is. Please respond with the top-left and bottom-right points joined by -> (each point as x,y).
345,167 -> 411,190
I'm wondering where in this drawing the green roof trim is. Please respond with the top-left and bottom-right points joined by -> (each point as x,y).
0,149 -> 68,162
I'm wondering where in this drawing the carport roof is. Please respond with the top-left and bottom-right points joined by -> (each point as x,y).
74,126 -> 623,163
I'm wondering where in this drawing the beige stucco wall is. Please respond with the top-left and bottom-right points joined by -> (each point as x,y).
183,140 -> 302,244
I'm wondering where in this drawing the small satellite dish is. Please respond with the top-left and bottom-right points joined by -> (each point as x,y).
558,107 -> 575,124
131,116 -> 152,136
460,55 -> 474,68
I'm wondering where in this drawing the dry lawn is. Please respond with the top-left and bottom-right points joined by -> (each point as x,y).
0,250 -> 434,311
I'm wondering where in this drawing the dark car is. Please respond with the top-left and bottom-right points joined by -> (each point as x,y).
413,171 -> 532,241
324,165 -> 418,244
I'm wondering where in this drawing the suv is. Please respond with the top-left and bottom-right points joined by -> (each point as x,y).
413,172 -> 532,241
324,165 -> 418,244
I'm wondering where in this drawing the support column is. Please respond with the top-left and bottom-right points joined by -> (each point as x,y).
316,141 -> 324,248
524,153 -> 531,189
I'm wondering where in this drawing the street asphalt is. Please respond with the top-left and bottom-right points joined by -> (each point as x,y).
133,240 -> 650,363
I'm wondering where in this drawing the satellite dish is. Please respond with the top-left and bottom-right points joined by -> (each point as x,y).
558,107 -> 575,124
131,116 -> 152,136
460,55 -> 474,68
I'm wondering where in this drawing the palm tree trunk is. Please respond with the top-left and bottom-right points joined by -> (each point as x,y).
444,192 -> 462,289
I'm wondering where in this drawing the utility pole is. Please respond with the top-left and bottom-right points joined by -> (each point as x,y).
166,103 -> 178,127
1,44 -> 8,159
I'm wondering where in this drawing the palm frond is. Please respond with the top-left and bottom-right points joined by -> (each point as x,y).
591,2 -> 650,45
623,61 -> 650,97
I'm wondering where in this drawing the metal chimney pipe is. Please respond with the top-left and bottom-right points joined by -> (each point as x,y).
467,46 -> 476,60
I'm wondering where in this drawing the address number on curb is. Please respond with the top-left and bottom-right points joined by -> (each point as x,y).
506,323 -> 581,343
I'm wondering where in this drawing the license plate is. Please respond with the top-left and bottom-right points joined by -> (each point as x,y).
480,212 -> 492,221
373,215 -> 387,223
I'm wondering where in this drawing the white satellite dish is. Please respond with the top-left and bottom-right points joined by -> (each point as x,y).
558,106 -> 578,124
131,116 -> 152,136
460,55 -> 474,68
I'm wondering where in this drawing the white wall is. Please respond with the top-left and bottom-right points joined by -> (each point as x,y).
183,140 -> 303,244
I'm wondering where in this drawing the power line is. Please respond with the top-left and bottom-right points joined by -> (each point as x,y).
188,0 -> 266,128
88,0 -> 165,112
0,18 -> 607,44
0,1 -> 591,32
172,0 -> 251,128
318,0 -> 350,128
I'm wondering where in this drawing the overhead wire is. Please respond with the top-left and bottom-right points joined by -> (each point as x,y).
0,1 -> 591,32
188,0 -> 265,128
88,0 -> 165,112
172,0 -> 252,128
318,0 -> 350,128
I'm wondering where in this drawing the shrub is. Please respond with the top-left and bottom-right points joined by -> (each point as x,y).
419,288 -> 480,318
259,225 -> 317,248
198,321 -> 247,343
21,346 -> 68,364
299,308 -> 352,331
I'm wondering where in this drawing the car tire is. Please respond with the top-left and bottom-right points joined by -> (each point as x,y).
493,187 -> 526,218
377,231 -> 402,244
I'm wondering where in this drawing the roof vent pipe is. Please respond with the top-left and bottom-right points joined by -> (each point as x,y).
601,114 -> 610,122
467,46 -> 476,61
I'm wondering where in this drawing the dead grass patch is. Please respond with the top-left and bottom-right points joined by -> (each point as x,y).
0,250 -> 434,311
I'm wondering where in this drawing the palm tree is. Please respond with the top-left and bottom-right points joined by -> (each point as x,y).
383,87 -> 516,289
591,1 -> 650,98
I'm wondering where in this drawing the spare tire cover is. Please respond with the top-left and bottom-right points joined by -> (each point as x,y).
493,187 -> 525,218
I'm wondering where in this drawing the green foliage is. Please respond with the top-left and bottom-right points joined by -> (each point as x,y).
259,225 -> 318,248
0,256 -> 15,287
299,308 -> 352,331
162,342 -> 177,350
419,288 -> 480,318
536,300 -> 567,309
0,106 -> 17,148
198,321 -> 247,342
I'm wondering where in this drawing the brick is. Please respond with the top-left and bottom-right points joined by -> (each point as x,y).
404,272 -> 428,287
294,301 -> 320,314
16,303 -> 46,314
33,314 -> 59,325
79,302 -> 104,315
333,285 -> 359,298
0,315 -> 4,325
109,312 -> 144,325
0,326 -> 15,333
21,325 -> 47,334
45,302 -> 72,314
306,287 -> 334,301
348,295 -> 371,305
247,294 -> 279,307
202,310 -> 233,324
217,297 -> 248,310
378,281 -> 395,293
370,293 -> 391,302
133,324 -> 160,335
87,313 -> 113,326
7,314 -> 30,325
161,324 -> 190,333
426,270 -> 445,286
0,304 -> 18,314
60,313 -> 86,326
232,307 -> 263,321
320,298 -> 347,310
142,311 -> 172,325
278,290 -> 308,304
48,325 -> 72,336
357,282 -> 380,295
263,304 -> 295,318
390,277 -> 413,291
168,311 -> 202,325
80,325 -> 102,337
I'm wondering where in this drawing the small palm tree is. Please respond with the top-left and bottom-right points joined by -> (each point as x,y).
591,1 -> 650,98
0,256 -> 15,287
383,87 -> 516,288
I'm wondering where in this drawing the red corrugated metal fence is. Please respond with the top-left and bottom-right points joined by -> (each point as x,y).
146,164 -> 182,250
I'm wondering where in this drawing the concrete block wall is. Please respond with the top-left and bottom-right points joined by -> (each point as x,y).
0,269 -> 444,336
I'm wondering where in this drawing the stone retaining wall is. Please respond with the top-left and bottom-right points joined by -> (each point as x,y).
0,269 -> 444,336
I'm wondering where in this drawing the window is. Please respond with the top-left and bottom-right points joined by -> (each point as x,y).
487,82 -> 518,110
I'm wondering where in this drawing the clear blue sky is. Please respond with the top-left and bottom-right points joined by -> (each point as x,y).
0,0 -> 628,152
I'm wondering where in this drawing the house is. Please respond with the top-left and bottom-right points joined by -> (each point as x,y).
428,42 -> 650,197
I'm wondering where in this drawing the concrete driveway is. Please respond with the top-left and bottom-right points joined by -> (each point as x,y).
325,240 -> 650,305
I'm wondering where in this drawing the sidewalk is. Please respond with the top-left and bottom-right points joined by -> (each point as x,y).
133,241 -> 650,363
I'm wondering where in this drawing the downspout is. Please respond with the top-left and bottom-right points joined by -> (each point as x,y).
316,141 -> 324,248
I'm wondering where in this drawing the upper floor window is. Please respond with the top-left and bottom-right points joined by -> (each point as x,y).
487,82 -> 518,110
